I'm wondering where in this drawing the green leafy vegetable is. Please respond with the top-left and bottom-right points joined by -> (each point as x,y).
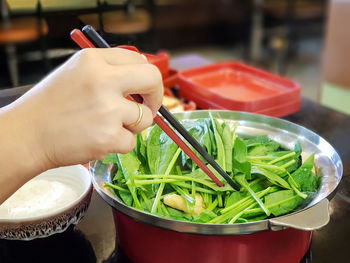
264,190 -> 303,216
103,117 -> 319,224
291,154 -> 320,193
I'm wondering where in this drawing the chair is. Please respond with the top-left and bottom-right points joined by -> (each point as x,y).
0,0 -> 49,87
78,0 -> 156,50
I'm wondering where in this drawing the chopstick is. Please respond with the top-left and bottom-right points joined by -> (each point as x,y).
70,29 -> 95,48
71,26 -> 240,190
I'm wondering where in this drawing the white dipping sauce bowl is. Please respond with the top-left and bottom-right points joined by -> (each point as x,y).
0,165 -> 93,240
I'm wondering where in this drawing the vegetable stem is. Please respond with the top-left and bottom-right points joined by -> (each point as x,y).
235,175 -> 270,216
268,152 -> 296,165
104,182 -> 129,192
151,147 -> 182,213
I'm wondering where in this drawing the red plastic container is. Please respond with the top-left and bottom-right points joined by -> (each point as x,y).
178,62 -> 301,117
114,211 -> 312,263
163,68 -> 179,88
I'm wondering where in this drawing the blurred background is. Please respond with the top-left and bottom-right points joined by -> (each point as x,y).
0,0 -> 349,114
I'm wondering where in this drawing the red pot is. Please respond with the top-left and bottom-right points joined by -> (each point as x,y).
114,210 -> 312,263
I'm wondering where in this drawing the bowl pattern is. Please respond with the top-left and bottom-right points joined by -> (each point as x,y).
0,186 -> 93,240
0,185 -> 93,241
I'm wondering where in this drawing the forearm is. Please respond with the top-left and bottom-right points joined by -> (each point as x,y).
0,104 -> 46,204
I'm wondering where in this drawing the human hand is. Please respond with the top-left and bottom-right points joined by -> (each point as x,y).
2,48 -> 163,172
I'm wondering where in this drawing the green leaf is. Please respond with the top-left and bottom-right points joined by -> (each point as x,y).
268,150 -> 301,173
233,158 -> 251,179
221,122 -> 233,172
119,191 -> 133,206
245,215 -> 268,222
264,190 -> 303,216
117,152 -> 142,208
244,135 -> 269,147
248,141 -> 280,156
249,178 -> 269,192
225,191 -> 246,207
166,207 -> 193,221
117,152 -> 141,178
233,137 -> 247,163
180,119 -> 213,169
136,134 -> 148,171
113,167 -> 124,182
294,142 -> 302,156
206,119 -> 217,157
210,115 -> 226,171
189,168 -> 233,192
102,153 -> 117,164
146,125 -> 179,174
233,137 -> 251,179
192,211 -> 217,223
235,174 -> 270,216
251,166 -> 291,189
291,153 -> 320,193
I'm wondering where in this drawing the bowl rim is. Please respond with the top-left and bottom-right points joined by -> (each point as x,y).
0,164 -> 92,223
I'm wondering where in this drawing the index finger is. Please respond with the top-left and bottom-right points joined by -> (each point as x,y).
115,63 -> 164,115
87,48 -> 148,66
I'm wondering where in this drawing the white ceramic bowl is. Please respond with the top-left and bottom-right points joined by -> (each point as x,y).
0,165 -> 93,240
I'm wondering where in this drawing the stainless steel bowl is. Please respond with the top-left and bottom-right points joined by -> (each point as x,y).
90,110 -> 343,235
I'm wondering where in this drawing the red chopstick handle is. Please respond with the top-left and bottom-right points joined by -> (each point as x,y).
70,29 -> 95,48
154,114 -> 224,187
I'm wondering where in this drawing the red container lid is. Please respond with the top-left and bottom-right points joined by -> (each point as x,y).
256,98 -> 300,117
178,62 -> 301,113
163,68 -> 179,88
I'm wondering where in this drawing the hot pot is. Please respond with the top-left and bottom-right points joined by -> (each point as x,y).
90,110 -> 342,263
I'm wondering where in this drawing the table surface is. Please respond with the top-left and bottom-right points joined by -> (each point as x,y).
0,87 -> 349,263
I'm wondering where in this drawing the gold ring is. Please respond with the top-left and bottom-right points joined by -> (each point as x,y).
127,101 -> 143,128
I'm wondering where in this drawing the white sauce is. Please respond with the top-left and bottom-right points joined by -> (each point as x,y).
0,179 -> 79,219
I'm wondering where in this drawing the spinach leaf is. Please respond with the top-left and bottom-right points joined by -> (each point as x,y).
235,174 -> 270,216
264,189 -> 303,216
248,178 -> 270,192
233,137 -> 247,162
119,191 -> 133,206
233,158 -> 251,179
251,166 -> 291,189
206,119 -> 217,157
117,151 -> 142,208
233,137 -> 252,179
189,168 -> 233,192
147,125 -> 179,174
136,134 -> 148,172
102,153 -> 117,164
221,122 -> 233,172
245,215 -> 268,221
180,119 -> 213,169
167,207 -> 193,221
225,191 -> 246,207
248,141 -> 280,156
113,167 -> 124,182
192,211 -> 217,223
244,135 -> 269,147
209,114 -> 226,170
268,150 -> 300,173
117,151 -> 141,177
291,153 -> 320,193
